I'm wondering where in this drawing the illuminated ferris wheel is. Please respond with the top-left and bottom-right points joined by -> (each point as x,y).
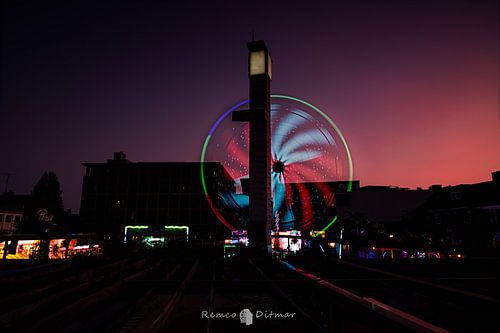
201,95 -> 353,233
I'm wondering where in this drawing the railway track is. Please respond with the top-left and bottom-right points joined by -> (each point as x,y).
285,256 -> 498,332
0,256 -> 150,331
1,251 -> 479,332
144,257 -> 414,332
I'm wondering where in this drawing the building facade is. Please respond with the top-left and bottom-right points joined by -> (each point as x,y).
0,193 -> 30,234
408,171 -> 500,254
80,152 -> 232,241
0,211 -> 21,234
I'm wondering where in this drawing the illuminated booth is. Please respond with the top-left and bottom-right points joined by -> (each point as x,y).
0,237 -> 102,259
123,225 -> 189,248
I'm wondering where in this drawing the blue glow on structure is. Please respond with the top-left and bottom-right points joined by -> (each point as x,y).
280,260 -> 297,271
279,130 -> 332,158
220,193 -> 249,208
272,176 -> 286,216
283,150 -> 322,165
272,110 -> 309,154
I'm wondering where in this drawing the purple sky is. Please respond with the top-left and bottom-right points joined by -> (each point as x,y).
1,0 -> 499,212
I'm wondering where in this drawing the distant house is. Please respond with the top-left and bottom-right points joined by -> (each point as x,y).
333,184 -> 432,250
344,185 -> 431,226
0,193 -> 31,234
409,171 -> 500,254
0,211 -> 20,234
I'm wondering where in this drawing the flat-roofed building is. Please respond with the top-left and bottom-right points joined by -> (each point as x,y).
80,152 -> 233,241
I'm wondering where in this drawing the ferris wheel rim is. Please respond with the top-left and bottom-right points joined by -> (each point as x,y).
200,94 -> 354,231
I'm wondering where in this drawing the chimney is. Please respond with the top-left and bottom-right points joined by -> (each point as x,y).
107,152 -> 129,164
429,184 -> 442,194
113,152 -> 126,161
492,171 -> 500,191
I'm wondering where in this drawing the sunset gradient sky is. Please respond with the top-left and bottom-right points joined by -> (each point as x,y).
1,0 -> 499,211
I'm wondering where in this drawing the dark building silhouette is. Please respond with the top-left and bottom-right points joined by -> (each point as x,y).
271,180 -> 426,235
0,192 -> 30,234
408,171 -> 500,254
250,173 -> 499,256
331,184 -> 432,252
0,191 -> 77,234
343,185 -> 431,225
80,152 -> 232,241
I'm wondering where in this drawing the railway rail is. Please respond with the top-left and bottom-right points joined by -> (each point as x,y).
285,256 -> 498,332
2,250 -> 493,332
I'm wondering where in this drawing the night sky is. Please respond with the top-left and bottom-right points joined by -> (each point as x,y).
1,0 -> 499,212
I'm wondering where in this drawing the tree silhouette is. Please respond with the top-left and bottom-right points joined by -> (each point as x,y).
32,171 -> 64,213
17,172 -> 64,235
